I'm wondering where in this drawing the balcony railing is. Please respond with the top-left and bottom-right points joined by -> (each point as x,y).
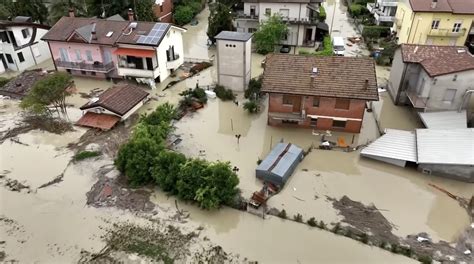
281,16 -> 318,25
428,28 -> 467,37
235,13 -> 259,20
374,11 -> 395,22
56,60 -> 115,73
407,91 -> 428,108
166,54 -> 181,70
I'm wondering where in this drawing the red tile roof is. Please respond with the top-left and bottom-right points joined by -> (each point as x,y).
80,83 -> 149,116
261,54 -> 379,101
400,44 -> 474,77
76,112 -> 121,130
409,0 -> 474,14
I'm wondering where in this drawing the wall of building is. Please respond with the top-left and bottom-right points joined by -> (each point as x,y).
49,41 -> 108,63
387,48 -> 405,103
395,0 -> 474,45
418,163 -> 474,182
256,3 -> 307,22
156,27 -> 185,82
153,0 -> 174,23
267,93 -> 367,133
217,38 -> 248,91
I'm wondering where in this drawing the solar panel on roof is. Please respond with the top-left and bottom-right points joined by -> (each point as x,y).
135,23 -> 168,45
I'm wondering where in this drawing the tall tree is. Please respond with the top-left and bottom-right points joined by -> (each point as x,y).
85,0 -> 130,18
253,14 -> 288,54
4,0 -> 49,24
207,2 -> 234,44
49,0 -> 88,23
134,0 -> 156,21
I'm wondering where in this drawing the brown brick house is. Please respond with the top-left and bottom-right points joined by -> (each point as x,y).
153,0 -> 174,23
261,54 -> 379,133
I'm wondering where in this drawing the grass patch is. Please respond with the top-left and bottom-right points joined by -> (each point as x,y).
73,151 -> 101,162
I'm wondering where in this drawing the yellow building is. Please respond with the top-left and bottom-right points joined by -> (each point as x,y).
394,0 -> 474,46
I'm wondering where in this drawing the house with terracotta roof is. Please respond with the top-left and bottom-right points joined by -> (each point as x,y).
41,9 -> 186,82
388,44 -> 474,112
77,83 -> 150,130
0,16 -> 51,74
261,54 -> 379,133
393,0 -> 474,46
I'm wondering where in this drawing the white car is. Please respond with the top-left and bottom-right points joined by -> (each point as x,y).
332,37 -> 345,56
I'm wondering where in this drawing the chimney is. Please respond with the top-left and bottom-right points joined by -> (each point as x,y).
364,79 -> 369,90
91,22 -> 97,40
127,8 -> 135,21
69,8 -> 75,17
431,0 -> 438,9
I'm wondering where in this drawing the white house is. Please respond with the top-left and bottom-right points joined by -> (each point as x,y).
366,0 -> 398,26
0,16 -> 51,74
388,44 -> 474,112
235,0 -> 326,47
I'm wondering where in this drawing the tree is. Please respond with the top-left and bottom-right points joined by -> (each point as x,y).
20,72 -> 73,116
5,0 -> 49,24
173,5 -> 194,25
134,0 -> 156,22
49,0 -> 88,24
207,2 -> 234,44
151,150 -> 186,193
253,14 -> 288,54
84,0 -> 129,18
176,159 -> 208,201
140,102 -> 176,126
115,135 -> 164,186
0,4 -> 10,20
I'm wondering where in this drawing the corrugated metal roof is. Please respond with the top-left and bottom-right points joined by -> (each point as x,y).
257,142 -> 303,178
361,129 -> 417,162
416,129 -> 474,165
419,110 -> 467,129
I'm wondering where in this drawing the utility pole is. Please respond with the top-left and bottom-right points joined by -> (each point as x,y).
329,0 -> 337,33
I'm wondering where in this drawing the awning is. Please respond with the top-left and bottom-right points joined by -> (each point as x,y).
76,112 -> 121,130
316,22 -> 329,31
113,48 -> 155,57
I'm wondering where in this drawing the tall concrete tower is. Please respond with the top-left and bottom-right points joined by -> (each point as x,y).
215,31 -> 252,92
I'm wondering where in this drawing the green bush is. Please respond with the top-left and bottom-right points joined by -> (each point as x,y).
174,5 -> 194,25
152,150 -> 187,193
319,6 -> 326,21
293,213 -> 303,222
349,4 -> 364,17
243,100 -> 259,114
362,26 -> 391,40
360,233 -> 369,244
193,87 -> 208,104
307,217 -> 317,227
176,158 -> 208,201
245,78 -> 262,99
418,255 -> 432,264
315,36 -> 333,56
0,77 -> 10,88
72,150 -> 101,162
278,209 -> 287,219
214,85 -> 235,101
332,222 -> 341,233
140,103 -> 176,125
318,220 -> 326,229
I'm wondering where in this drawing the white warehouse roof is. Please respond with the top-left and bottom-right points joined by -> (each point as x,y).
419,110 -> 467,129
416,128 -> 474,165
360,129 -> 417,163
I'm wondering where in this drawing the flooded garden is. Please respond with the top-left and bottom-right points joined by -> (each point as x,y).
1,2 -> 473,264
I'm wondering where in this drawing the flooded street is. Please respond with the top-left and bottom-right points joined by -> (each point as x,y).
0,3 -> 472,264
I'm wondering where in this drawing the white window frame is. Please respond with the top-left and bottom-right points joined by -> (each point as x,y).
452,22 -> 462,33
75,50 -> 82,61
431,19 -> 440,29
85,50 -> 93,61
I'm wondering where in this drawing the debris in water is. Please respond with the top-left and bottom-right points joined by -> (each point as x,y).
417,236 -> 430,243
38,173 -> 64,189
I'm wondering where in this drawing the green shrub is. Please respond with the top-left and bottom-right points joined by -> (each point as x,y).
174,5 -> 194,25
193,87 -> 208,104
418,255 -> 432,264
278,209 -> 287,219
344,229 -> 353,238
73,150 -> 101,162
176,158 -> 208,201
360,233 -> 369,244
0,77 -> 10,88
293,213 -> 303,222
298,50 -> 311,55
244,78 -> 262,99
214,85 -> 235,101
318,220 -> 326,229
319,6 -> 326,21
151,150 -> 187,193
243,100 -> 259,114
362,26 -> 391,40
307,217 -> 317,227
314,36 -> 333,56
349,4 -> 364,17
332,222 -> 341,233
140,103 -> 176,126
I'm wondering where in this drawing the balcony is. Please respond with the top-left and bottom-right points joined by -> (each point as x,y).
268,111 -> 306,121
428,28 -> 467,37
407,91 -> 428,109
374,11 -> 395,23
55,60 -> 115,73
117,66 -> 160,79
235,12 -> 258,21
378,0 -> 398,7
166,54 -> 181,70
282,16 -> 319,25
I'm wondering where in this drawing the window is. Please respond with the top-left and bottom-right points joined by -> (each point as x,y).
452,22 -> 462,33
66,69 -> 72,73
248,28 -> 257,33
0,31 -> 9,43
32,46 -> 40,57
282,33 -> 288,40
431,19 -> 440,29
81,70 -> 86,75
91,71 -> 96,76
335,98 -> 350,109
85,50 -> 93,61
332,120 -> 347,128
104,51 -> 112,63
265,8 -> 271,16
250,5 -> 256,16
160,4 -> 163,12
17,52 -> 24,62
443,89 -> 456,102
310,118 -> 318,127
59,48 -> 69,62
5,54 -> 13,63
312,97 -> 320,107
282,95 -> 293,105
75,50 -> 82,61
282,120 -> 298,124
21,29 -> 29,38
